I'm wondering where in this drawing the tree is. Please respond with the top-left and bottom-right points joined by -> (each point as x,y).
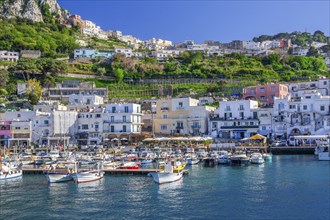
8,58 -> 39,80
307,46 -> 319,57
28,93 -> 39,105
0,70 -> 8,87
114,68 -> 124,83
96,67 -> 106,76
26,78 -> 42,98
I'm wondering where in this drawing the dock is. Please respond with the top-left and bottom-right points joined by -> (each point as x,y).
270,146 -> 315,155
22,168 -> 189,175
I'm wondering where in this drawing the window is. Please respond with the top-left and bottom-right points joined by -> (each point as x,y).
305,96 -> 311,99
250,89 -> 255,95
320,106 -> 325,111
271,86 -> 276,92
323,81 -> 327,85
260,96 -> 265,100
262,126 -> 266,130
123,116 -> 127,122
44,120 -> 49,125
245,122 -> 249,126
289,105 -> 296,109
163,115 -> 168,119
260,87 -> 265,93
250,122 -> 254,125
95,124 -> 99,129
239,105 -> 244,110
110,126 -> 114,132
74,99 -> 78,103
96,114 -> 101,118
303,105 -> 307,110
15,127 -> 20,130
17,114 -> 21,118
239,112 -> 244,119
160,125 -> 167,130
122,125 -> 127,132
212,122 -> 217,128
124,106 -> 129,113
82,124 -> 88,130
111,116 -> 114,122
112,107 -> 116,113
225,106 -> 231,111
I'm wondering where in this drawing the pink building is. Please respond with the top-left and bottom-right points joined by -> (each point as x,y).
0,120 -> 12,147
243,83 -> 288,106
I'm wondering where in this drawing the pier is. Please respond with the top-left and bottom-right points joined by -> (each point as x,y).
270,146 -> 315,155
22,168 -> 189,175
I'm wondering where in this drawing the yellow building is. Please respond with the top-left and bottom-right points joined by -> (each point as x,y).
153,97 -> 215,136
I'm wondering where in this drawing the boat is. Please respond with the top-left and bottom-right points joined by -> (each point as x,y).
318,151 -> 330,161
0,160 -> 22,180
218,151 -> 230,164
188,157 -> 199,165
229,153 -> 250,166
262,153 -> 272,161
250,153 -> 265,164
150,161 -> 183,184
118,161 -> 141,170
72,163 -> 104,184
46,165 -> 74,183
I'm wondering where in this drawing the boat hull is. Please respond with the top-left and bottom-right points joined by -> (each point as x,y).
151,171 -> 183,184
72,171 -> 104,183
0,170 -> 22,180
188,159 -> 199,165
46,173 -> 73,183
318,152 -> 330,161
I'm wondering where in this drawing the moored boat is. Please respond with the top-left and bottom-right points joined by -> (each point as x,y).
118,161 -> 141,170
250,153 -> 265,164
72,163 -> 104,184
150,161 -> 183,184
46,165 -> 75,183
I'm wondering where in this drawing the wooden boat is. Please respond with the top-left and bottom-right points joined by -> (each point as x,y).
45,165 -> 75,183
72,163 -> 104,184
0,162 -> 22,180
150,161 -> 183,184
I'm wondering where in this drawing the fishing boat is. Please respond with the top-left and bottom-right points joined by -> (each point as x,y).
0,158 -> 22,180
46,165 -> 74,183
150,161 -> 183,184
250,153 -> 265,164
72,163 -> 104,184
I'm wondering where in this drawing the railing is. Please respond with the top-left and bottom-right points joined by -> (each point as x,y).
221,125 -> 259,129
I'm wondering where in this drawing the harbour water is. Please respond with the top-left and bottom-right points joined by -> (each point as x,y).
1,155 -> 329,220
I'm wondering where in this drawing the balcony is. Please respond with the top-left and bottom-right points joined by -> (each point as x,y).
176,106 -> 185,110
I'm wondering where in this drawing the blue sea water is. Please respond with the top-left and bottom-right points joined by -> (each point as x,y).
0,155 -> 329,220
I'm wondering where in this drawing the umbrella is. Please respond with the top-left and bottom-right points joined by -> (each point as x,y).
121,138 -> 128,141
112,138 -> 119,141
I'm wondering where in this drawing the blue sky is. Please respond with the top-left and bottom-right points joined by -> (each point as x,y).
58,0 -> 330,43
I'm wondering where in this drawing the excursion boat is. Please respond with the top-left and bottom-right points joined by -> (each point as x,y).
72,163 -> 104,184
0,163 -> 22,180
46,165 -> 75,183
150,161 -> 183,184
250,153 -> 265,164
118,161 -> 141,170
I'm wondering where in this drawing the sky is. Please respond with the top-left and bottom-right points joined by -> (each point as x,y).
58,0 -> 330,43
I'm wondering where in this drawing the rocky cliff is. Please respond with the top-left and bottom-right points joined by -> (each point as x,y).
0,0 -> 69,23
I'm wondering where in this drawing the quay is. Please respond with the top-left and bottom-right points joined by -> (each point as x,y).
270,146 -> 315,155
22,167 -> 189,175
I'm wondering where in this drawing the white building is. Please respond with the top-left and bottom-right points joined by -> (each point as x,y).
210,100 -> 259,139
243,41 -> 261,51
198,97 -> 214,106
289,78 -> 330,96
273,90 -> 330,139
103,103 -> 143,142
0,51 -> 19,62
68,94 -> 104,106
115,47 -> 133,57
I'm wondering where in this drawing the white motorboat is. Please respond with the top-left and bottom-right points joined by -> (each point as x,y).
218,151 -> 230,164
188,157 -> 199,165
72,163 -> 104,184
229,153 -> 250,166
151,162 -> 183,184
250,153 -> 265,164
318,150 -> 330,161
